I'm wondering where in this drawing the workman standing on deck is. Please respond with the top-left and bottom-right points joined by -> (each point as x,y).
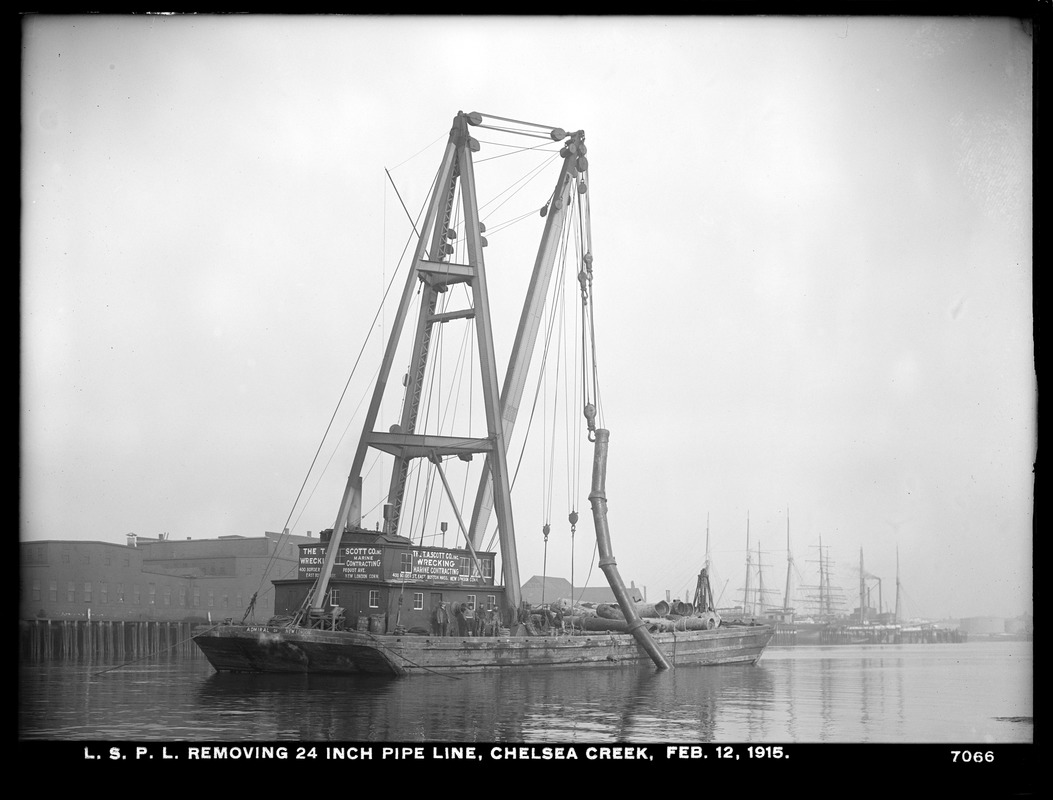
433,601 -> 450,636
454,603 -> 466,636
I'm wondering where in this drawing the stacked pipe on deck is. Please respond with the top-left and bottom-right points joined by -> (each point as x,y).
553,599 -> 721,633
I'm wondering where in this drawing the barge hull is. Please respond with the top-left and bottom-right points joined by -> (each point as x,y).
193,624 -> 774,676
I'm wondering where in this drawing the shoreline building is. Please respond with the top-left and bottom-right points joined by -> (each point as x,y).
22,529 -> 644,635
20,528 -> 507,635
20,531 -> 312,623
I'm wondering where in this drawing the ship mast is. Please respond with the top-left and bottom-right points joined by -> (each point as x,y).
818,535 -> 827,617
705,513 -> 711,573
859,547 -> 866,624
894,545 -> 902,624
743,511 -> 752,615
783,506 -> 793,612
756,540 -> 765,614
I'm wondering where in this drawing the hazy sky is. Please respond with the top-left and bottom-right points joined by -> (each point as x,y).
21,15 -> 1033,621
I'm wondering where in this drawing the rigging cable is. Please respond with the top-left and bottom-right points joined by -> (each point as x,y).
481,197 -> 576,555
471,112 -> 563,131
471,124 -> 558,140
539,229 -> 568,603
258,154 -> 443,619
474,139 -> 561,164
245,176 -> 436,619
402,198 -> 455,543
476,152 -> 562,225
426,292 -> 475,546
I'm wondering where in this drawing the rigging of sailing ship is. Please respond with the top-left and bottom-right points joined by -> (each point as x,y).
192,111 -> 774,675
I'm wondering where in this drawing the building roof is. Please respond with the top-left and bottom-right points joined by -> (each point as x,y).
520,576 -> 643,606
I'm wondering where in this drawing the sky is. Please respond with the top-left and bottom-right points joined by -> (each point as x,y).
21,15 -> 1034,622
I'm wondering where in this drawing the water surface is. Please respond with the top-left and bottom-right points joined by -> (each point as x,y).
19,641 -> 1031,743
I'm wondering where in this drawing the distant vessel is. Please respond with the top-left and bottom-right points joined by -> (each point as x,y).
193,111 -> 774,674
773,544 -> 965,645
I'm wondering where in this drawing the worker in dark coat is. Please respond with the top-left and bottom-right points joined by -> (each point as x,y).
433,601 -> 450,636
454,603 -> 466,636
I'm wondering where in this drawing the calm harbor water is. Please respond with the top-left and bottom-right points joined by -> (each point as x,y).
19,641 -> 1031,744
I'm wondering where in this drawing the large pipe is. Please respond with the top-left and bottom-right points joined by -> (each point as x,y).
574,616 -> 715,633
574,616 -> 635,632
597,601 -> 670,620
588,428 -> 672,670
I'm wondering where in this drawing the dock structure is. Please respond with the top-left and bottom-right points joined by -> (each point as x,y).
19,618 -> 201,660
770,622 -> 966,646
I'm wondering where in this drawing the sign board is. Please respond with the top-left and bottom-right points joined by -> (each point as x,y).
298,544 -> 383,580
298,543 -> 492,585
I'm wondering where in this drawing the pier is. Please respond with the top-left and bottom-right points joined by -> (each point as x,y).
770,621 -> 966,646
19,618 -> 203,660
820,625 -> 966,645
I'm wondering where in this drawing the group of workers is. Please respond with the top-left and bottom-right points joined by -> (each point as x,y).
429,600 -> 573,638
431,601 -> 500,637
518,602 -> 566,633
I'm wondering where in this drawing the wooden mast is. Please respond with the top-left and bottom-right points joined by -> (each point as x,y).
895,545 -> 902,624
743,511 -> 752,615
783,506 -> 793,612
859,547 -> 866,624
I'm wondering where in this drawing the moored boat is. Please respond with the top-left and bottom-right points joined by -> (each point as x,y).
193,111 -> 774,675
192,619 -> 772,676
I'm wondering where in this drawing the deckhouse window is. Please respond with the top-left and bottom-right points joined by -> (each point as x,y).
413,592 -> 424,610
459,557 -> 471,580
482,559 -> 493,579
400,551 -> 413,576
368,589 -> 379,608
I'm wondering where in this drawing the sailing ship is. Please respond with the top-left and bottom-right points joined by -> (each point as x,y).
192,111 -> 774,675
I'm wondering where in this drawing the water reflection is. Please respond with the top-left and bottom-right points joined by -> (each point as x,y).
188,662 -> 780,742
19,643 -> 1032,743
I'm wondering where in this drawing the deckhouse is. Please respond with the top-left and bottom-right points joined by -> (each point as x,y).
272,528 -> 505,634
